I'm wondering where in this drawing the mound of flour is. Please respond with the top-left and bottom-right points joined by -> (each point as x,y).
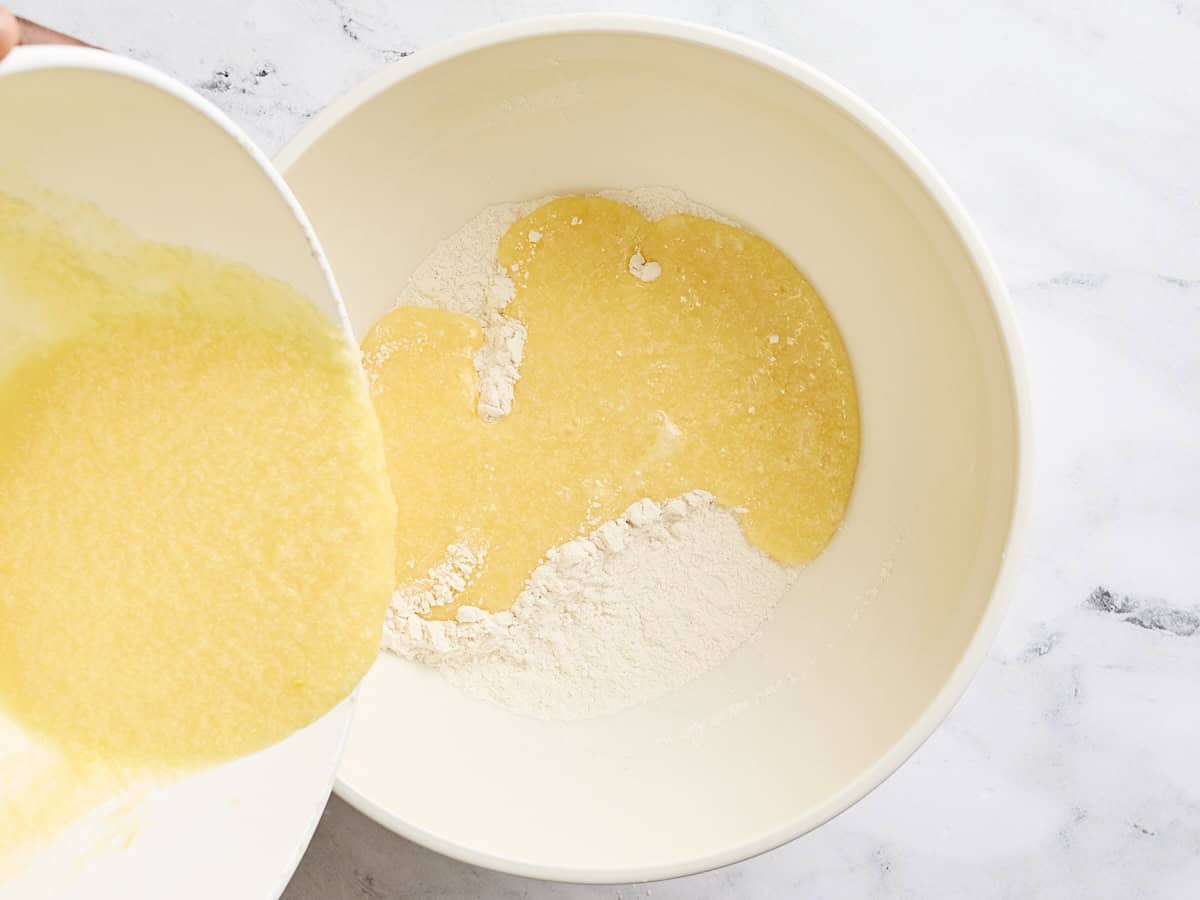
380,187 -> 795,720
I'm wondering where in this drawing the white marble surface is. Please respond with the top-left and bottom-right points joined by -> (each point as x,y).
18,1 -> 1200,896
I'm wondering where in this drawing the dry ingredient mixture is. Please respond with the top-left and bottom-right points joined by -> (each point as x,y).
0,190 -> 395,854
364,189 -> 859,720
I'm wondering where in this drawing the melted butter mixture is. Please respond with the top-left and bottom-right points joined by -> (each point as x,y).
364,196 -> 859,619
0,191 -> 396,781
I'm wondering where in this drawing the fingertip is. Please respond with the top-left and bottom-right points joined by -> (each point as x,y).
0,7 -> 18,61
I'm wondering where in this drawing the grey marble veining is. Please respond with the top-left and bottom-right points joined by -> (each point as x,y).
16,1 -> 1200,896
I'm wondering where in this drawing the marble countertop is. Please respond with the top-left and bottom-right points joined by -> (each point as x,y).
19,1 -> 1200,896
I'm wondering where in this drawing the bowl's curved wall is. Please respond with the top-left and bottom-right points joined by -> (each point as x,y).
0,49 -> 341,327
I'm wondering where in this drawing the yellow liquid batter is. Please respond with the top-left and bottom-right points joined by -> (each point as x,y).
364,196 -> 859,618
0,191 -> 396,773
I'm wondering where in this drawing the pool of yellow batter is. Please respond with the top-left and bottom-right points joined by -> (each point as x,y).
363,196 -> 859,619
0,191 -> 395,851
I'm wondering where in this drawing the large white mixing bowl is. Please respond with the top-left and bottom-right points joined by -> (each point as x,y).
277,15 -> 1029,882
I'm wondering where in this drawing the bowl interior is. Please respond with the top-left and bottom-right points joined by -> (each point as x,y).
0,50 -> 351,900
280,23 -> 1022,880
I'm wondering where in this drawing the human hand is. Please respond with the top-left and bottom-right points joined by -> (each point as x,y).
1,6 -> 91,61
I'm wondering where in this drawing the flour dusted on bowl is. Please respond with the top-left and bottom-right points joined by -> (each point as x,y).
369,186 -> 860,720
386,199 -> 525,422
384,490 -> 795,720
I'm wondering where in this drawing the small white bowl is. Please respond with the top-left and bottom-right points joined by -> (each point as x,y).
277,15 -> 1030,883
0,47 -> 355,900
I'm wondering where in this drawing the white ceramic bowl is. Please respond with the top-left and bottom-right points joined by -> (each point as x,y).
0,48 -> 355,900
278,15 -> 1029,882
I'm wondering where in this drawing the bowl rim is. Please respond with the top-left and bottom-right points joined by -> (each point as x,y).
275,12 -> 1033,885
0,44 -> 357,900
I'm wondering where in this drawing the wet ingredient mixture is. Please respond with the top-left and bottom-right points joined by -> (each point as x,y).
364,195 -> 859,630
0,191 -> 395,851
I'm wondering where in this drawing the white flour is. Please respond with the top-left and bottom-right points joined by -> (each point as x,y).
380,187 -> 796,720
